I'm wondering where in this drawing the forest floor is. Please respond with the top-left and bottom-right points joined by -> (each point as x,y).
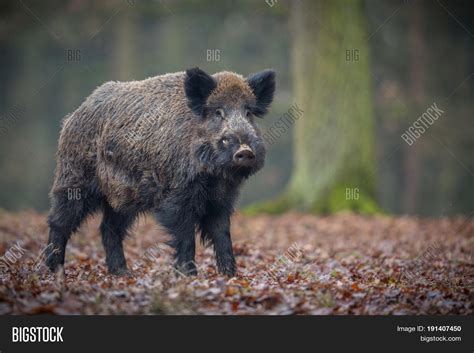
0,210 -> 472,315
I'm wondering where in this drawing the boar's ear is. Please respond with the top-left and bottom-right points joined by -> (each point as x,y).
246,69 -> 276,117
185,68 -> 217,116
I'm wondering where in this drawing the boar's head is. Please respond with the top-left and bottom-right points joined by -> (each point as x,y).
185,68 -> 275,180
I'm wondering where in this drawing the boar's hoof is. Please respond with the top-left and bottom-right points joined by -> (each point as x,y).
109,267 -> 133,277
175,262 -> 197,276
45,260 -> 62,273
217,258 -> 237,277
45,263 -> 65,276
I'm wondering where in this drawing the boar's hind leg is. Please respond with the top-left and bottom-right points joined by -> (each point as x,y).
200,210 -> 236,277
100,202 -> 136,275
46,188 -> 100,272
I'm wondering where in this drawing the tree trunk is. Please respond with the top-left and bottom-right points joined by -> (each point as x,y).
402,0 -> 424,214
286,0 -> 377,212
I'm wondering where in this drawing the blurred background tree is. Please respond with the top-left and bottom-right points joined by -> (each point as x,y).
0,0 -> 472,216
251,0 -> 378,214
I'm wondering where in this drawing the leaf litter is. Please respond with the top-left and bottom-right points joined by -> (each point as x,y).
0,210 -> 472,315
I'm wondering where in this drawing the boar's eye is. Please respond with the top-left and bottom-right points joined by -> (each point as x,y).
215,108 -> 225,119
221,138 -> 229,146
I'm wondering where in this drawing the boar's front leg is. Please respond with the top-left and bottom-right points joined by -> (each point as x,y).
100,202 -> 136,275
155,205 -> 197,276
200,210 -> 236,277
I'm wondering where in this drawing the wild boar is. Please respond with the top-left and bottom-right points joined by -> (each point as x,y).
46,68 -> 275,276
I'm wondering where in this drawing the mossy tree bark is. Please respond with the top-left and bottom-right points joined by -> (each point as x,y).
248,0 -> 378,214
288,0 -> 377,213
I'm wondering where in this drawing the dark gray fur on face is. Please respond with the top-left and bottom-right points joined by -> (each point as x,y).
45,68 -> 275,276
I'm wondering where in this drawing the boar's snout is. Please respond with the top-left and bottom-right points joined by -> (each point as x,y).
233,145 -> 255,167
